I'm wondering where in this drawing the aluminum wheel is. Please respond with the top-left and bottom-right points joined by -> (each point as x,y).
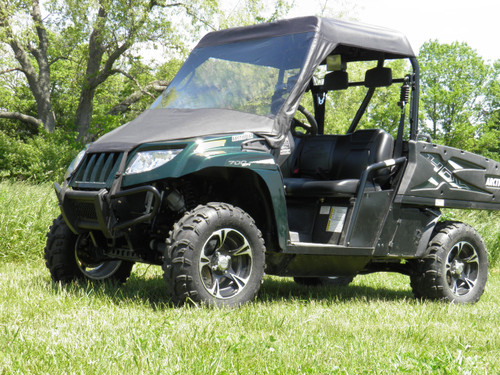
445,241 -> 479,297
410,221 -> 488,304
75,234 -> 123,280
198,228 -> 253,299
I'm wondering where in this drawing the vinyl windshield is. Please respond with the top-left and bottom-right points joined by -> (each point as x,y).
151,32 -> 313,117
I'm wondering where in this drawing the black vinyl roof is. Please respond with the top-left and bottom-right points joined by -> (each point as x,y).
197,16 -> 415,59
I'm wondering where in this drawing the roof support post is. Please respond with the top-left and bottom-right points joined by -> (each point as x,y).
409,57 -> 420,140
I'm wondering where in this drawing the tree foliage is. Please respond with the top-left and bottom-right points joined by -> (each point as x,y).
419,41 -> 499,158
0,0 -> 292,143
217,0 -> 291,28
0,4 -> 499,182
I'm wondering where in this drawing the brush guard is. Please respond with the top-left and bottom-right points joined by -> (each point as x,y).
54,182 -> 161,238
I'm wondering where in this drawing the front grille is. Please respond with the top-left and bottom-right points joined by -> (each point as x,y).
71,201 -> 98,220
72,152 -> 122,188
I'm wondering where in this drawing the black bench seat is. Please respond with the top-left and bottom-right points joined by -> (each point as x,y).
284,129 -> 394,198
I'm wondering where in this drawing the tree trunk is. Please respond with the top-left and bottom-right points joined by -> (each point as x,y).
75,87 -> 96,142
34,89 -> 56,132
75,3 -> 107,141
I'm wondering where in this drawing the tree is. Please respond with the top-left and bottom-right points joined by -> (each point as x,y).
217,0 -> 291,28
479,59 -> 500,157
0,0 -> 56,132
67,0 -> 216,141
0,0 -> 292,142
419,41 -> 498,156
0,0 -> 219,140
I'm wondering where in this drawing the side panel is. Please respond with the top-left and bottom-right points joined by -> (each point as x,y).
347,190 -> 393,248
375,205 -> 439,257
397,141 -> 500,210
265,252 -> 371,277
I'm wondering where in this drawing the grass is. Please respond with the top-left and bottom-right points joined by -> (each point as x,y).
0,181 -> 59,262
1,181 -> 500,373
0,262 -> 499,374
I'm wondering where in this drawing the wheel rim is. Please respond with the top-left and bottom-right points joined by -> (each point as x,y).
445,241 -> 480,297
198,228 -> 253,299
75,234 -> 123,280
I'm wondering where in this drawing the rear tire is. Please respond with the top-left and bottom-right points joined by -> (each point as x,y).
44,215 -> 134,283
410,221 -> 488,304
164,203 -> 265,307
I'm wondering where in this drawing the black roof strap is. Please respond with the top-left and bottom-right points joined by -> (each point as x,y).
310,79 -> 326,134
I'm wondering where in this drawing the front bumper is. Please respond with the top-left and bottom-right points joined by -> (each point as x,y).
55,182 -> 161,237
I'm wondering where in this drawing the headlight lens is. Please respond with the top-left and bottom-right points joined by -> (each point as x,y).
65,148 -> 87,179
125,149 -> 183,175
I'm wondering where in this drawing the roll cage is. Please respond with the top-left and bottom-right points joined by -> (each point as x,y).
306,55 -> 420,143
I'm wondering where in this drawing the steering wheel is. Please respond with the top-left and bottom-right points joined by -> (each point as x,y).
291,105 -> 318,137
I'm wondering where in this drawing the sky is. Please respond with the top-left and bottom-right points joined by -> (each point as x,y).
287,0 -> 499,62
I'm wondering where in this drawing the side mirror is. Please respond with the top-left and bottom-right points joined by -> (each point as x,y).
364,67 -> 392,88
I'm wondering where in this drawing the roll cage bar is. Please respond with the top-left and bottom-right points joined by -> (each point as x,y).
308,56 -> 420,141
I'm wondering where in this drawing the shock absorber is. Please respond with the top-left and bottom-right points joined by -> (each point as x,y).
398,76 -> 411,109
178,180 -> 198,211
394,75 -> 412,157
165,189 -> 186,213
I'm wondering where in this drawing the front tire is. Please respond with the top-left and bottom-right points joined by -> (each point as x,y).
410,221 -> 488,304
44,215 -> 134,283
164,203 -> 265,307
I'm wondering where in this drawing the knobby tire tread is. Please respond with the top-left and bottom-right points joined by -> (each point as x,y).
163,203 -> 265,306
410,221 -> 488,303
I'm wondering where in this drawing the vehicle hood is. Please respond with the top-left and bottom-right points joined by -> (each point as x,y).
87,108 -> 274,153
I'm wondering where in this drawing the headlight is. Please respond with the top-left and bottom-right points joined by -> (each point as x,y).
65,148 -> 87,179
125,149 -> 183,175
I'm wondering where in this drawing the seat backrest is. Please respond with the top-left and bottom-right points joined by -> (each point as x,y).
332,129 -> 394,180
292,135 -> 343,179
291,129 -> 394,182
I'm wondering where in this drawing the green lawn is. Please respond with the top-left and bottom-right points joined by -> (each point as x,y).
1,181 -> 499,373
1,261 -> 499,374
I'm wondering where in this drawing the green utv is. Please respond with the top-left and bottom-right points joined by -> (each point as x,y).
46,17 -> 499,306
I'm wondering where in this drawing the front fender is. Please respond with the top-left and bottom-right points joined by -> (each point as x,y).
250,167 -> 288,251
121,138 -> 289,251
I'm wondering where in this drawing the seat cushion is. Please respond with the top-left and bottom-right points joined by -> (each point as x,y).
284,178 -> 366,197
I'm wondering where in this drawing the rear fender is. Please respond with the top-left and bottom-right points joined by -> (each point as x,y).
397,141 -> 500,210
